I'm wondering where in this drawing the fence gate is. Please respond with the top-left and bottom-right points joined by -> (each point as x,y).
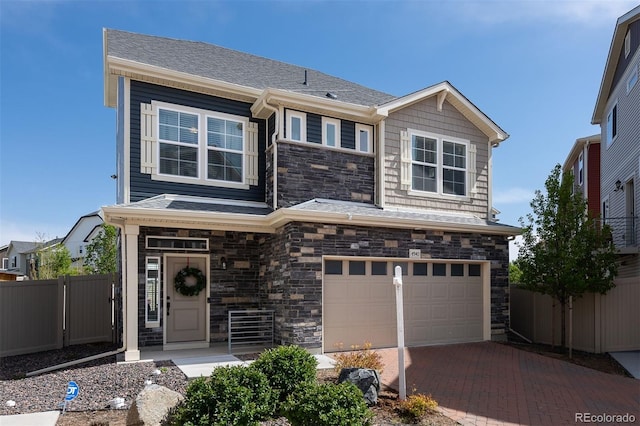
65,274 -> 116,346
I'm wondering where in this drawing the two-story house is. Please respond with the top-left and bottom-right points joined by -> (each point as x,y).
101,29 -> 519,362
592,5 -> 639,278
62,211 -> 104,272
562,134 -> 601,218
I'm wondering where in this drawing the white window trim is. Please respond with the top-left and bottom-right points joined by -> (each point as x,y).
407,129 -> 470,199
605,101 -> 618,148
355,124 -> 373,153
152,101 -> 250,189
286,110 -> 307,142
1,258 -> 7,270
145,256 -> 161,328
322,117 -> 341,148
624,29 -> 631,58
578,152 -> 584,185
602,196 -> 609,225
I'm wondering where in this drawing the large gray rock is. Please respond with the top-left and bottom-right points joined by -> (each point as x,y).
337,368 -> 381,405
126,384 -> 184,426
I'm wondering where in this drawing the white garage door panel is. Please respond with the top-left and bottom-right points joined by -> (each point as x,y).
324,260 -> 485,350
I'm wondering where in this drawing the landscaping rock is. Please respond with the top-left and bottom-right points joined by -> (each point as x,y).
337,368 -> 380,405
126,384 -> 184,426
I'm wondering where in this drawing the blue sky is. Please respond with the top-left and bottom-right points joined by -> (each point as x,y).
0,0 -> 637,258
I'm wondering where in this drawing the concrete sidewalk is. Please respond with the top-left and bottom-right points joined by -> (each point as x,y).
610,350 -> 640,378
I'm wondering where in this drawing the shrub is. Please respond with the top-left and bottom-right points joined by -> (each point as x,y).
170,365 -> 275,425
250,345 -> 317,403
282,381 -> 373,426
333,342 -> 384,373
399,391 -> 438,422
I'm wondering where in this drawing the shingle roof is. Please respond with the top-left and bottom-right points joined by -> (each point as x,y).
290,199 -> 519,231
105,29 -> 396,107
119,195 -> 272,216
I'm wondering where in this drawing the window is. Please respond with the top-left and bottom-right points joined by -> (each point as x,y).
207,116 -> 243,182
349,261 -> 366,275
146,237 -> 209,251
1,258 -> 7,270
602,198 -> 609,225
469,264 -> 481,277
145,257 -> 161,328
392,262 -> 409,275
371,261 -> 387,275
578,152 -> 584,185
410,130 -> 468,196
413,263 -> 428,276
10,256 -> 17,268
451,264 -> 464,277
325,260 -> 343,275
355,124 -> 373,153
606,103 -> 617,147
322,117 -> 341,148
624,29 -> 631,58
287,111 -> 306,142
433,263 -> 446,276
143,101 -> 256,188
628,66 -> 638,93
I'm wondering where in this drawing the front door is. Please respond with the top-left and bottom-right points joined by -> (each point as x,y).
165,255 -> 208,345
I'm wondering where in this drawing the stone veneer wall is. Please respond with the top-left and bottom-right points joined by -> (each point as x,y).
260,221 -> 510,351
275,142 -> 375,207
137,227 -> 265,347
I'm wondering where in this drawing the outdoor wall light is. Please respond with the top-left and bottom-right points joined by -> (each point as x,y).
220,257 -> 227,270
614,180 -> 624,192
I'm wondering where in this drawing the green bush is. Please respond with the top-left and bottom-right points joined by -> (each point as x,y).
170,365 -> 275,426
282,381 -> 373,426
250,345 -> 317,403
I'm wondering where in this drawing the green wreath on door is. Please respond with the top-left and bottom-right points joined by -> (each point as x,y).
174,266 -> 206,296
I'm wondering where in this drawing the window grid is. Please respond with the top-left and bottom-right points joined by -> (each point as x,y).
411,131 -> 469,196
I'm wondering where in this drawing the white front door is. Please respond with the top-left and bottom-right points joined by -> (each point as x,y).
165,255 -> 208,345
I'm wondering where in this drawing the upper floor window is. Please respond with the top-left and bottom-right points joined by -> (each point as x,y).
606,102 -> 617,147
1,258 -> 7,270
624,29 -> 631,58
287,111 -> 306,142
408,130 -> 468,196
355,124 -> 373,153
322,117 -> 341,148
140,101 -> 258,188
578,152 -> 584,185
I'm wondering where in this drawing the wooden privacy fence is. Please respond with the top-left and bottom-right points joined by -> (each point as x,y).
510,277 -> 640,353
0,273 -> 117,357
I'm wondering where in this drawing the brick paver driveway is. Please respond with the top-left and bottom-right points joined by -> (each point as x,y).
377,342 -> 639,426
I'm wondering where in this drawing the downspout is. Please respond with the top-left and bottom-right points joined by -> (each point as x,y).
260,99 -> 280,210
378,120 -> 386,208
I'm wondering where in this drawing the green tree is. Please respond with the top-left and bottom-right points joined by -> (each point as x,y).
509,261 -> 523,284
517,164 -> 618,349
84,224 -> 118,274
37,244 -> 73,279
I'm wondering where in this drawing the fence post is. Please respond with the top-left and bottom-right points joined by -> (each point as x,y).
57,276 -> 65,349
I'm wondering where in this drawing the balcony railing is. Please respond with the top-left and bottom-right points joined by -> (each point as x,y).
601,216 -> 638,249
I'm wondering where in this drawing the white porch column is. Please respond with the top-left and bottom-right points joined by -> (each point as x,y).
124,224 -> 140,361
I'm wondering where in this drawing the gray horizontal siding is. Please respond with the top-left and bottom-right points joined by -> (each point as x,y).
384,96 -> 490,217
129,80 -> 266,203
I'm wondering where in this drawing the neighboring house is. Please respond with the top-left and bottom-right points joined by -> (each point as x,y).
101,29 -> 519,361
0,244 -> 8,270
562,134 -> 601,218
62,211 -> 104,272
592,5 -> 640,276
4,241 -> 39,278
24,238 -> 63,279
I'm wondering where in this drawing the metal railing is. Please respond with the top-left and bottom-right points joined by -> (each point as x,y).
601,216 -> 638,248
228,309 -> 274,353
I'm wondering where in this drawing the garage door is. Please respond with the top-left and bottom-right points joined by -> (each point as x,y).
323,259 -> 485,351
